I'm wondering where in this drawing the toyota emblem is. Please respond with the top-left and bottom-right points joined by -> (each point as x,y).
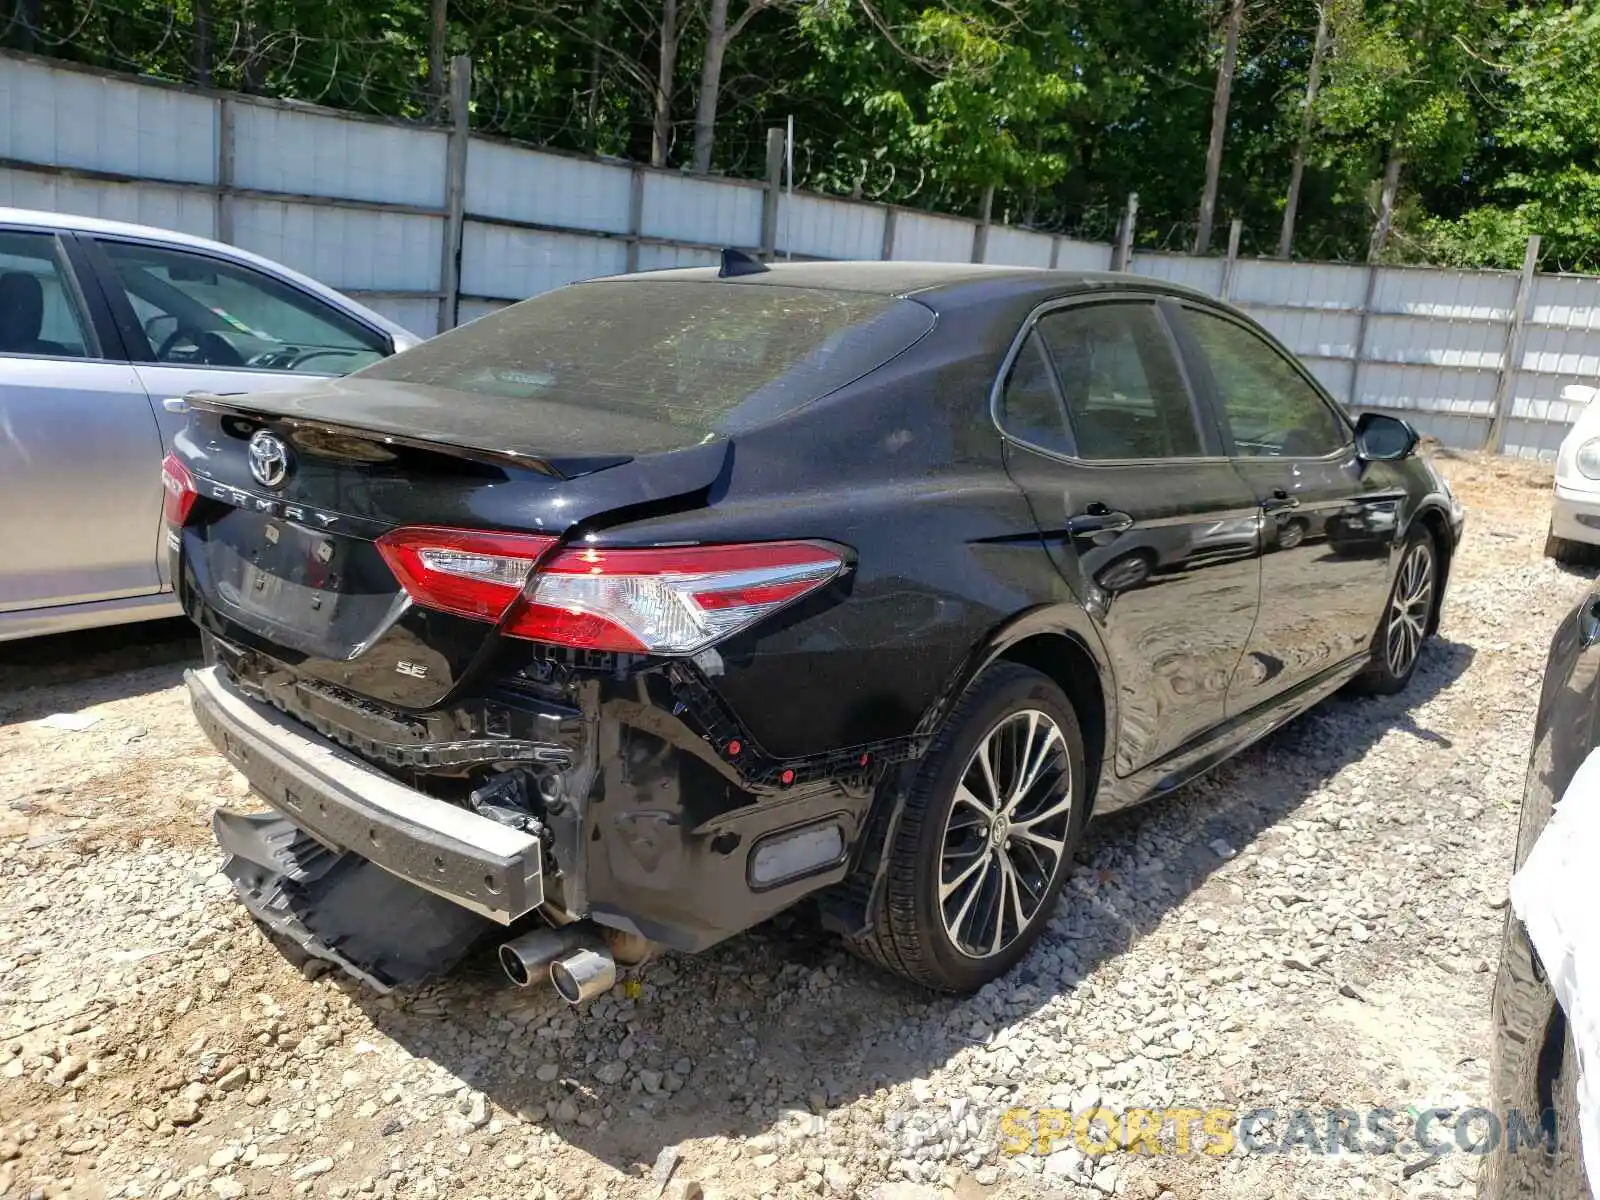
248,431 -> 291,488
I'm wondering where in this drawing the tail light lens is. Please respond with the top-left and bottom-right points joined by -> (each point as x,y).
376,527 -> 557,622
376,528 -> 845,654
508,542 -> 846,653
160,453 -> 197,526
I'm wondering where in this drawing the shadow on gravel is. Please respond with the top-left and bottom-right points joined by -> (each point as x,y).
0,618 -> 200,724
330,636 -> 1476,1179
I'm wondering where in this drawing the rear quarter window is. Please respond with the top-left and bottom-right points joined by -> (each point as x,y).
357,281 -> 935,429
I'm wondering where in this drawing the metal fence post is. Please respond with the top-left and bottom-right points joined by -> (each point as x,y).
880,207 -> 897,260
625,166 -> 645,273
1485,235 -> 1541,454
760,127 -> 783,259
1112,192 -> 1138,272
216,96 -> 235,245
1049,236 -> 1062,269
971,184 -> 994,263
1350,260 -> 1382,413
436,54 -> 471,334
1220,218 -> 1242,301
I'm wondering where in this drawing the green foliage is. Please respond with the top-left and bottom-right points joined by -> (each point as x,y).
11,0 -> 1600,269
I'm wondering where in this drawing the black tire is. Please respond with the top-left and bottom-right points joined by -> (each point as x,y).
846,662 -> 1088,993
1545,525 -> 1592,566
1352,527 -> 1437,696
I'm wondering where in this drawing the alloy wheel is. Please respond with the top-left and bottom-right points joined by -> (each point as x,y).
1385,541 -> 1434,678
938,710 -> 1073,959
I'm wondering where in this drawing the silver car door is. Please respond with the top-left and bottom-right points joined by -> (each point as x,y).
0,228 -> 165,613
83,237 -> 396,587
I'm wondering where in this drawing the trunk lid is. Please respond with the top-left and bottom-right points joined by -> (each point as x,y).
175,389 -> 729,709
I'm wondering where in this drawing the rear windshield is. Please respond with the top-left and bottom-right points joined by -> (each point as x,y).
356,280 -> 934,428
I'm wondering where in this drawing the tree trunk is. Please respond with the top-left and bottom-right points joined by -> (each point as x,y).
692,0 -> 731,174
192,0 -> 213,84
583,0 -> 609,151
1278,4 -> 1327,259
651,0 -> 679,167
1368,142 -> 1403,262
8,0 -> 40,53
430,0 -> 448,108
1194,0 -> 1245,255
241,1 -> 267,93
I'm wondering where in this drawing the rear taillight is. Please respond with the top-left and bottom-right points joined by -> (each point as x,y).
160,453 -> 197,526
376,527 -> 845,654
375,527 -> 557,622
508,542 -> 846,653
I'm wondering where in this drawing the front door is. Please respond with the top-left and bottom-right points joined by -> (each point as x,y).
0,228 -> 164,613
996,296 -> 1264,776
1171,303 -> 1400,713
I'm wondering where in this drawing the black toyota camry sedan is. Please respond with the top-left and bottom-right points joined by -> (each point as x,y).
1480,591 -> 1598,1199
161,256 -> 1465,998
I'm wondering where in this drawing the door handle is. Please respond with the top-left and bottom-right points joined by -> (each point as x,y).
1261,488 -> 1300,514
161,397 -> 190,414
1066,504 -> 1135,536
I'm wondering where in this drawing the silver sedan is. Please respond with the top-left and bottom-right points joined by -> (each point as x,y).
0,207 -> 420,642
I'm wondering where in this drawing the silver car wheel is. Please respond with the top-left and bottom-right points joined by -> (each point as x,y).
1385,541 -> 1435,678
938,709 -> 1072,959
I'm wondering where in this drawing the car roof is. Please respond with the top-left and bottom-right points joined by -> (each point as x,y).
590,259 -> 1218,310
0,206 -> 420,343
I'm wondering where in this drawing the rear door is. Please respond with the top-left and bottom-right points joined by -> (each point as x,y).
1170,303 -> 1398,713
0,226 -> 165,613
996,295 -> 1263,776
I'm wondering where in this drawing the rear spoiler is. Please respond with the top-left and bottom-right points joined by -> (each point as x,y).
181,391 -> 618,479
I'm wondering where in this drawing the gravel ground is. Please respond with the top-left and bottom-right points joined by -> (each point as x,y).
0,453 -> 1584,1200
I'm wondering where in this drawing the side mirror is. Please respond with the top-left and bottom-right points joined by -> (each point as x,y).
1354,412 -> 1419,462
1562,384 -> 1599,407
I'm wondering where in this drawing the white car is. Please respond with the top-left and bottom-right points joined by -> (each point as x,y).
0,208 -> 421,642
1549,383 -> 1600,563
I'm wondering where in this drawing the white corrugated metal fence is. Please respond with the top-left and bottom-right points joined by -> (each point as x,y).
2,50 -> 1594,458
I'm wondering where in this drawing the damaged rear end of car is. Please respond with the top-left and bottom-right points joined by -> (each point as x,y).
164,274 -> 942,995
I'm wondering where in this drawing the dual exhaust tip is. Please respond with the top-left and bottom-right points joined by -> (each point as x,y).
498,925 -> 624,1005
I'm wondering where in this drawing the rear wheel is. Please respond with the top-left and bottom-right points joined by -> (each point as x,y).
1353,529 -> 1436,695
847,663 -> 1087,993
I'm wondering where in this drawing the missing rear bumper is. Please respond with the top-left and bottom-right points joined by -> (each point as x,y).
214,809 -> 493,991
188,665 -> 544,923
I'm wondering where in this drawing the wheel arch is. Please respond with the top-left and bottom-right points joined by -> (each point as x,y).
1411,500 -> 1455,635
996,631 -> 1109,818
816,603 -> 1118,940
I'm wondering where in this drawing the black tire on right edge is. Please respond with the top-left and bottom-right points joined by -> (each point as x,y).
846,662 -> 1088,993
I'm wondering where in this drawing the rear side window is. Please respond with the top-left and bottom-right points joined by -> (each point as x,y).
359,281 -> 935,428
1033,302 -> 1202,460
999,331 -> 1074,455
0,230 -> 98,359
